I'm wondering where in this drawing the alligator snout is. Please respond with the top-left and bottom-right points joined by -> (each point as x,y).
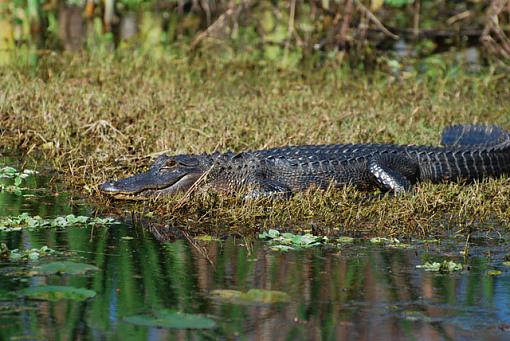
99,181 -> 120,193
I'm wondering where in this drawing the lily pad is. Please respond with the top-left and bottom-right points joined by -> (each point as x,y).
259,229 -> 281,239
1,244 -> 58,262
32,261 -> 99,275
18,285 -> 96,302
210,288 -> 290,305
487,270 -> 502,276
401,310 -> 433,322
416,260 -> 463,273
124,310 -> 216,329
0,213 -> 119,232
370,237 -> 400,244
259,229 -> 325,251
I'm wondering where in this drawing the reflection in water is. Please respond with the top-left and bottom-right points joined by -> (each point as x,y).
0,159 -> 509,340
1,224 -> 509,340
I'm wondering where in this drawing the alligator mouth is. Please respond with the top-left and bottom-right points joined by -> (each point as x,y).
99,172 -> 202,200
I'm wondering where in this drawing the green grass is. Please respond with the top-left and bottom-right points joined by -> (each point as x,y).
2,52 -> 510,236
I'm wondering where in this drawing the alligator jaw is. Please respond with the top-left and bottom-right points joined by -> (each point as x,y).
99,172 -> 203,200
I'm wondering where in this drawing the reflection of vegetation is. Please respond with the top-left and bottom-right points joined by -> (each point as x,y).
0,222 -> 508,339
210,288 -> 291,305
32,261 -> 99,275
18,285 -> 97,302
124,310 -> 216,329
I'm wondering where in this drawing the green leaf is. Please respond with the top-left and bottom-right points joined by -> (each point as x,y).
263,45 -> 282,61
265,25 -> 288,43
124,310 -> 216,329
259,229 -> 280,239
487,270 -> 502,276
416,260 -> 462,273
32,261 -> 99,275
14,176 -> 22,187
385,0 -> 414,7
18,286 -> 96,302
260,10 -> 275,32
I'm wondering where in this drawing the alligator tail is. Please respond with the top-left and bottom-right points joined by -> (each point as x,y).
441,124 -> 510,147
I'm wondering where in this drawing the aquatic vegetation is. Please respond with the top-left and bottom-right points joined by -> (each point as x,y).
370,237 -> 399,244
0,166 -> 37,195
194,235 -> 221,242
210,289 -> 291,305
401,310 -> 435,323
31,261 -> 99,276
0,244 -> 58,262
487,270 -> 503,276
336,236 -> 355,243
124,310 -> 216,329
259,229 -> 326,251
0,213 -> 119,232
18,285 -> 96,302
416,260 -> 463,273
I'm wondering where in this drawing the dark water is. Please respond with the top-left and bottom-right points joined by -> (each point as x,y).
1,158 -> 510,340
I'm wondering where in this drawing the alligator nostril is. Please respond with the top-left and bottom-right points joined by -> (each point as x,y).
99,181 -> 119,192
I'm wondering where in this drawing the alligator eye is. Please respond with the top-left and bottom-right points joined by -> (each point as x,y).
160,160 -> 177,170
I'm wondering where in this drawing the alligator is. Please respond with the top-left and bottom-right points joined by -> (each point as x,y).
99,124 -> 510,199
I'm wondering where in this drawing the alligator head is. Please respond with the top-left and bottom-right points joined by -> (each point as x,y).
99,154 -> 210,199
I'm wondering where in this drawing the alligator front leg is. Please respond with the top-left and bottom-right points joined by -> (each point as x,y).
243,178 -> 292,200
368,154 -> 419,194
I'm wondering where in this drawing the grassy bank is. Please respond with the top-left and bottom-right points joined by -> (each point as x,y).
1,52 -> 510,236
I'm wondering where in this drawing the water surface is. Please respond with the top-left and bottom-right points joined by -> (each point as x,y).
0,158 -> 509,340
